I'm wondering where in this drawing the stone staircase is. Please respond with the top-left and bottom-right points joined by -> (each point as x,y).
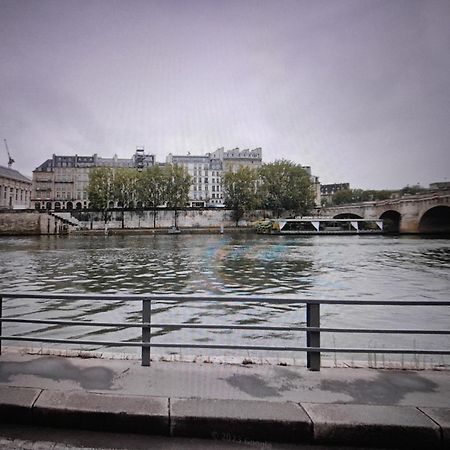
48,211 -> 81,231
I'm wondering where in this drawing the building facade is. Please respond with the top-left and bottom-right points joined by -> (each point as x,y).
299,166 -> 321,207
320,183 -> 350,205
31,145 -> 321,209
166,147 -> 263,207
429,181 -> 450,191
0,166 -> 32,209
32,149 -> 155,210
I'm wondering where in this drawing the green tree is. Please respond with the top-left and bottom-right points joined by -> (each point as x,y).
332,188 -> 394,205
223,166 -> 259,226
332,189 -> 357,205
136,165 -> 168,228
258,160 -> 315,217
112,168 -> 138,228
400,184 -> 428,196
165,164 -> 191,228
87,167 -> 115,225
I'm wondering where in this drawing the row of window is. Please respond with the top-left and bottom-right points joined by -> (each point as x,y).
0,185 -> 30,202
35,201 -> 89,210
192,177 -> 222,184
192,193 -> 224,200
191,185 -> 221,192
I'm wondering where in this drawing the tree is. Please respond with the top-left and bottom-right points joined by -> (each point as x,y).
136,165 -> 168,228
112,168 -> 138,228
258,160 -> 315,217
223,166 -> 259,226
165,164 -> 191,227
331,189 -> 355,205
87,167 -> 115,225
400,184 -> 428,196
332,189 -> 394,205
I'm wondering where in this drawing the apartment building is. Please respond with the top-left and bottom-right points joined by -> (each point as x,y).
320,183 -> 350,205
0,165 -> 32,209
32,145 -> 321,209
166,147 -> 262,206
32,148 -> 155,210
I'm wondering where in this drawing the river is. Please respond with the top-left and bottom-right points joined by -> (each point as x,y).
1,233 -> 449,367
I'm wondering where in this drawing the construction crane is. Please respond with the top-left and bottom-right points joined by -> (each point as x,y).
3,139 -> 15,168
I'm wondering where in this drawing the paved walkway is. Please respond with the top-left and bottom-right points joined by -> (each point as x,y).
0,350 -> 449,448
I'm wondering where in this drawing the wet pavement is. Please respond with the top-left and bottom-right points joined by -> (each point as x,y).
0,350 -> 449,448
0,351 -> 449,407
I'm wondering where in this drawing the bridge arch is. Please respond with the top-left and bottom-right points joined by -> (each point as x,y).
379,210 -> 401,233
332,213 -> 363,219
419,205 -> 450,234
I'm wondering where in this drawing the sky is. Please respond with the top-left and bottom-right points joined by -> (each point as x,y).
0,0 -> 449,189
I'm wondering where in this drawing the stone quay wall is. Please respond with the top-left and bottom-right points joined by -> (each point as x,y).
0,210 -> 62,235
75,208 -> 272,230
0,209 -> 273,235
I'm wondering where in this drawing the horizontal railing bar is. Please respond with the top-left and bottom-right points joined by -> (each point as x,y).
1,318 -> 449,335
1,292 -> 450,306
2,336 -> 450,354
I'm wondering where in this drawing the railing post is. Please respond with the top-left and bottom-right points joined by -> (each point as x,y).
306,303 -> 320,371
0,296 -> 2,355
142,299 -> 151,366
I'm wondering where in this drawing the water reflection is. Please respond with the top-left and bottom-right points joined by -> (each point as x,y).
1,234 -> 449,365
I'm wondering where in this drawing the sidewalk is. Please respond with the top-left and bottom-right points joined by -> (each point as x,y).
0,351 -> 449,448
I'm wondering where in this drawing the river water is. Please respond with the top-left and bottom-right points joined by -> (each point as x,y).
1,233 -> 449,367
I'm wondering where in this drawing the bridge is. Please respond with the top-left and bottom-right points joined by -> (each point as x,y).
321,190 -> 450,233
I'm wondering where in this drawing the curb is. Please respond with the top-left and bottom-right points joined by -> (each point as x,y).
0,386 -> 448,449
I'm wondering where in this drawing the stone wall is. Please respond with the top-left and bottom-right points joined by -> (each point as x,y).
74,208 -> 272,230
0,211 -> 52,235
0,209 -> 272,235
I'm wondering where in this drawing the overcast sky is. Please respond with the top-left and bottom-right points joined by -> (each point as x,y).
1,0 -> 449,189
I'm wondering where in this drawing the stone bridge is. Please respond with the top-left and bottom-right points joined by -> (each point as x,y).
321,190 -> 450,233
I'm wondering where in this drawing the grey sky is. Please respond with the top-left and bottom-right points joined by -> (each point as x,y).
1,0 -> 449,189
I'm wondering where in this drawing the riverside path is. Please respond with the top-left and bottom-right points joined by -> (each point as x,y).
0,350 -> 449,448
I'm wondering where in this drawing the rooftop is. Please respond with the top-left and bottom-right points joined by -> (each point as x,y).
0,165 -> 32,183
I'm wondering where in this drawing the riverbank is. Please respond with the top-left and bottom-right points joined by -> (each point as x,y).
0,209 -> 272,235
73,226 -> 254,235
1,351 -> 448,448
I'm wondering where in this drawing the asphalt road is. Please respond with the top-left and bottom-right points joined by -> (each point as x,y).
0,424 -> 397,450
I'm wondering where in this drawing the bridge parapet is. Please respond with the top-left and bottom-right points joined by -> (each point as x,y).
321,191 -> 450,234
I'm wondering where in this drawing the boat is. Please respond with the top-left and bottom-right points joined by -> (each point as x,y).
255,217 -> 384,235
168,226 -> 181,234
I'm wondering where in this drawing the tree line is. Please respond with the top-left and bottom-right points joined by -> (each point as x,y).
87,165 -> 191,227
224,160 -> 315,225
329,184 -> 429,206
87,160 -> 316,227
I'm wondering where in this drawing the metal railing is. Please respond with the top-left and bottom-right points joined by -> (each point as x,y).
0,292 -> 449,371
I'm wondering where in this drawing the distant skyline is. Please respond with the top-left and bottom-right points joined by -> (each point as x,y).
1,0 -> 449,189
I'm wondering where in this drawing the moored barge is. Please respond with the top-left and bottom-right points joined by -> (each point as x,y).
256,218 -> 384,235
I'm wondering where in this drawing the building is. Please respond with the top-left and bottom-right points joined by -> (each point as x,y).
32,149 -> 155,210
166,147 -> 262,207
210,147 -> 262,173
299,166 -> 321,207
320,183 -> 350,205
429,181 -> 450,191
0,165 -> 32,209
31,145 -> 322,209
